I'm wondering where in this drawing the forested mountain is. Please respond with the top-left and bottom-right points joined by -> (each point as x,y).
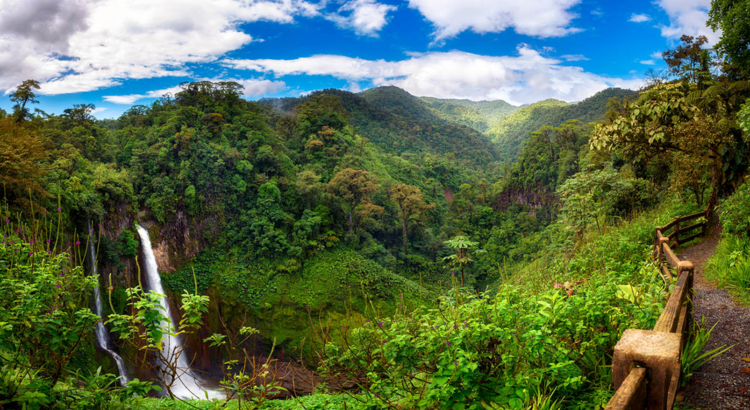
420,96 -> 519,132
263,88 -> 501,168
488,88 -> 637,161
5,24 -> 750,407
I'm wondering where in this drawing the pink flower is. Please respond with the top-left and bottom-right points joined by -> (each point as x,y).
75,241 -> 81,246
57,207 -> 61,212
55,284 -> 61,288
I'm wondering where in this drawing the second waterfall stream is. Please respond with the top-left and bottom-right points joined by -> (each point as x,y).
88,222 -> 128,385
135,223 -> 222,400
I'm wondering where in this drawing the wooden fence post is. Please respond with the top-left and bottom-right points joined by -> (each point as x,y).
612,330 -> 682,410
672,216 -> 680,248
658,237 -> 669,265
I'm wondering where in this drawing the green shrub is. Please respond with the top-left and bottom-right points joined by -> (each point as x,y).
704,234 -> 750,303
720,180 -> 750,236
118,229 -> 139,257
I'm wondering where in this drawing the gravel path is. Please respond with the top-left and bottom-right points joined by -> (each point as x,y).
679,224 -> 750,409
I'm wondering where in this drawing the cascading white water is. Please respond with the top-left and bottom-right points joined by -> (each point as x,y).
135,223 -> 222,400
88,222 -> 128,386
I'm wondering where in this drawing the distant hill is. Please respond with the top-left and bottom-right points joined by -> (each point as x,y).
262,87 -> 501,166
358,86 -> 446,124
487,88 -> 637,162
260,86 -> 636,166
420,97 -> 518,132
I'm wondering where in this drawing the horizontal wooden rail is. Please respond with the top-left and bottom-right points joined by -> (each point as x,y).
662,243 -> 680,269
608,368 -> 648,409
606,205 -> 707,410
677,210 -> 707,223
653,267 -> 691,333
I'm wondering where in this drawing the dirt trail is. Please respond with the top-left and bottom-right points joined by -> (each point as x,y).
680,224 -> 750,409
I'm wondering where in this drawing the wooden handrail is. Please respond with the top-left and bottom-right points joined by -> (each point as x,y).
607,368 -> 648,409
653,267 -> 690,333
677,211 -> 707,223
662,243 -> 680,268
606,206 -> 707,410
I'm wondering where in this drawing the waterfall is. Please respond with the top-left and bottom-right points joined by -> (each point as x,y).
135,223 -> 222,400
88,221 -> 128,386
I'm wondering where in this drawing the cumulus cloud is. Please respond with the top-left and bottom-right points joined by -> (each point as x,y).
640,60 -> 655,65
656,0 -> 720,44
103,79 -> 285,104
650,51 -> 663,59
224,46 -> 641,105
0,0 -> 321,94
406,0 -> 582,40
326,0 -> 396,36
629,13 -> 651,23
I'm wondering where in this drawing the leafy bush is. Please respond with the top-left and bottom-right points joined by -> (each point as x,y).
704,234 -> 750,303
118,229 -> 139,257
720,180 -> 750,236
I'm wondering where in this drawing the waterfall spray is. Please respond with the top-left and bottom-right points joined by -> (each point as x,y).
88,221 -> 128,385
135,223 -> 221,400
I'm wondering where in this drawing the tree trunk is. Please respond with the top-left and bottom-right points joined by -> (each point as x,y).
460,267 -> 465,287
348,208 -> 354,235
402,218 -> 408,255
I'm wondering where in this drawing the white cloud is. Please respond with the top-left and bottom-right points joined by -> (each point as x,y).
224,46 -> 641,105
629,13 -> 651,23
650,51 -> 663,59
560,54 -> 588,61
0,0 -> 322,94
103,79 -> 285,104
406,0 -> 582,40
656,0 -> 720,44
327,0 -> 396,36
640,60 -> 656,65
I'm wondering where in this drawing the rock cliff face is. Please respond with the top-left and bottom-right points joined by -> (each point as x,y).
100,205 -> 221,277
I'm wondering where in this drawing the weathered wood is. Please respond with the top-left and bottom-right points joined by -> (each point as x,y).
680,232 -> 703,245
681,222 -> 705,234
654,270 -> 689,333
606,367 -> 648,410
677,211 -> 707,223
612,329 -> 681,410
660,219 -> 677,234
677,304 -> 689,351
609,209 -> 704,410
662,243 -> 680,268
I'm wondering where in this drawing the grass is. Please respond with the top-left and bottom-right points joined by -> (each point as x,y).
119,393 -> 366,409
703,234 -> 750,305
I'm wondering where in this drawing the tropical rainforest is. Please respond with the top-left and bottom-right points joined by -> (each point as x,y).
2,1 -> 750,408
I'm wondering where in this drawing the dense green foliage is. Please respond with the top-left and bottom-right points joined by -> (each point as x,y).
487,89 -> 636,162
420,97 -> 519,132
2,11 -> 750,405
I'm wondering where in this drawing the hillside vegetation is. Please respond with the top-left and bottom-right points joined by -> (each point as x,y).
2,14 -> 750,408
488,88 -> 637,162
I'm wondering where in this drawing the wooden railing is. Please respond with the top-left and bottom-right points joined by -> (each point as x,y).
606,207 -> 710,410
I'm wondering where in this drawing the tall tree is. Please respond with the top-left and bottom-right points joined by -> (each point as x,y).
327,168 -> 379,235
389,184 -> 434,254
662,35 -> 713,86
0,118 -> 48,205
443,236 -> 480,286
709,0 -> 750,78
9,79 -> 40,122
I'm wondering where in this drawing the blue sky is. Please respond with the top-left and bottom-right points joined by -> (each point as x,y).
0,0 -> 719,119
